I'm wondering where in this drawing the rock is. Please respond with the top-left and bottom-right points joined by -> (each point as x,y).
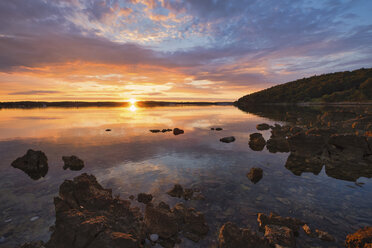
137,193 -> 153,204
288,132 -> 327,156
62,155 -> 84,171
264,225 -> 296,248
129,195 -> 135,200
218,222 -> 270,248
210,128 -> 215,130
220,136 -> 235,143
249,133 -> 266,151
162,129 -> 172,133
315,229 -> 335,242
247,168 -> 263,184
150,129 -> 160,133
105,129 -> 111,132
270,124 -> 291,138
257,212 -> 304,234
145,203 -> 179,239
47,173 -> 146,248
345,226 -> 372,248
183,188 -> 194,200
167,184 -> 184,198
145,202 -> 208,243
289,126 -> 303,135
30,216 -> 39,222
266,137 -> 290,153
150,233 -> 159,242
285,153 -> 323,176
19,241 -> 46,248
215,127 -> 223,131
302,224 -> 314,237
257,123 -> 271,131
11,149 -> 48,180
173,128 -> 184,135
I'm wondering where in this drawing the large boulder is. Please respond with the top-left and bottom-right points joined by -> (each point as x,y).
173,128 -> 184,135
345,227 -> 372,248
11,149 -> 48,180
218,222 -> 270,248
257,212 -> 304,234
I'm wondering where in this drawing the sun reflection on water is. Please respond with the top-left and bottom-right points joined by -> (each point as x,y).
129,104 -> 137,112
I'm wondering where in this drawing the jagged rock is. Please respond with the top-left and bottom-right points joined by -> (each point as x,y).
220,136 -> 235,143
11,149 -> 48,180
137,193 -> 153,204
173,128 -> 184,135
266,137 -> 290,153
256,123 -> 271,131
62,155 -> 84,171
302,224 -> 314,237
249,133 -> 266,151
257,212 -> 304,234
218,222 -> 270,248
345,226 -> 372,248
247,168 -> 263,184
264,225 -> 295,248
47,173 -> 146,248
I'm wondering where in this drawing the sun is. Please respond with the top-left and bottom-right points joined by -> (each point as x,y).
129,98 -> 137,104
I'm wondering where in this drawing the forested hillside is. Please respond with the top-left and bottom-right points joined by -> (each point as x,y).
236,68 -> 372,106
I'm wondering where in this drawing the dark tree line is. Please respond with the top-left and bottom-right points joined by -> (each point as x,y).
237,68 -> 372,105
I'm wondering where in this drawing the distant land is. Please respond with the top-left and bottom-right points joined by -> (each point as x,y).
0,101 -> 233,109
236,68 -> 372,108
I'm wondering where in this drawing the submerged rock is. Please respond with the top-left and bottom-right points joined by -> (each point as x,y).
264,224 -> 295,248
218,222 -> 270,248
249,133 -> 266,151
257,212 -> 304,234
62,155 -> 84,171
247,168 -> 263,184
315,229 -> 335,242
256,123 -> 271,131
173,128 -> 184,135
137,193 -> 153,204
11,149 -> 48,180
345,226 -> 372,248
167,184 -> 184,198
220,136 -> 235,143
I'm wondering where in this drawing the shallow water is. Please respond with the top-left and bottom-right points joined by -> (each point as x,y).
0,105 -> 371,247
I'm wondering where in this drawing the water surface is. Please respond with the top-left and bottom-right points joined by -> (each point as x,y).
0,105 -> 371,247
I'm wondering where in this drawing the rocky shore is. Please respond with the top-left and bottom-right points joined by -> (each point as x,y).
18,172 -> 371,247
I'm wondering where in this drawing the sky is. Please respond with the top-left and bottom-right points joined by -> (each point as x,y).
0,0 -> 371,102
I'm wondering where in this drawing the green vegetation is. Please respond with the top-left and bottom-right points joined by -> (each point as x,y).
237,68 -> 372,105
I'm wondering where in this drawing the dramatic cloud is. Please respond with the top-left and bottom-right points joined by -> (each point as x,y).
0,0 -> 371,101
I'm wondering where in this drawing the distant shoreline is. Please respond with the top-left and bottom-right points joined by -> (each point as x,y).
0,101 -> 234,109
234,101 -> 372,106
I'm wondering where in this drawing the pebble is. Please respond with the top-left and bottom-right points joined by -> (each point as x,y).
30,216 -> 39,222
150,233 -> 159,242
